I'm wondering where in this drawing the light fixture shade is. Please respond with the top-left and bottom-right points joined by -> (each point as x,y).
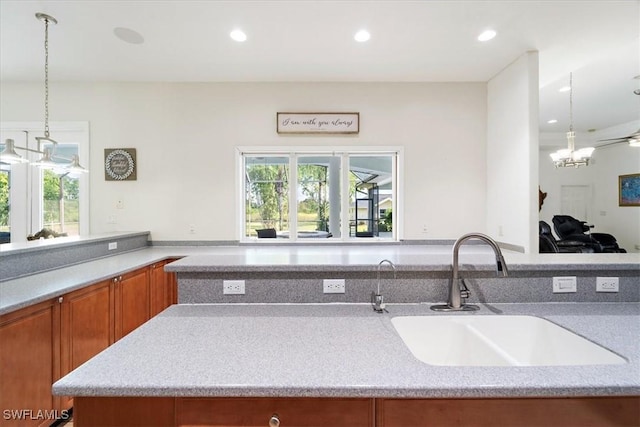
573,147 -> 595,160
0,139 -> 29,164
549,149 -> 571,162
32,148 -> 61,170
66,154 -> 89,173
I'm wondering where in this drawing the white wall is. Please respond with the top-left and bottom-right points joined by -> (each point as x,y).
0,82 -> 488,241
486,52 -> 539,252
540,127 -> 640,253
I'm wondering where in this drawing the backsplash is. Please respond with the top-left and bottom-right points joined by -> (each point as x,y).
177,269 -> 639,305
0,232 -> 150,281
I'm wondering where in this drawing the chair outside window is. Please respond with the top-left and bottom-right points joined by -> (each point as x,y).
256,228 -> 277,238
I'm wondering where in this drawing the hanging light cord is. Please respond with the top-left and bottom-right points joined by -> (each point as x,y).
43,15 -> 51,139
568,72 -> 573,133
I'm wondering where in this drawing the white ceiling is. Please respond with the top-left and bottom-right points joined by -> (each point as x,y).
1,1 -> 639,135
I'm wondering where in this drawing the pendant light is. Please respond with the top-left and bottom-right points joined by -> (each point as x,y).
549,73 -> 594,168
1,13 -> 88,173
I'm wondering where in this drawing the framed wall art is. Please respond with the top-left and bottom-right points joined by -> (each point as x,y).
104,148 -> 137,181
276,112 -> 359,134
619,173 -> 640,206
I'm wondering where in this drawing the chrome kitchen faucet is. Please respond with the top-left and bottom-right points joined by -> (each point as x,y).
431,233 -> 509,312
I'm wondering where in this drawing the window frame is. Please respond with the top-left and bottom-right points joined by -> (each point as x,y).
0,121 -> 90,243
237,146 -> 403,243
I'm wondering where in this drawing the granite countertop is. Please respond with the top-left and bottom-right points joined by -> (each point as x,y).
2,244 -> 639,316
52,302 -> 640,399
165,246 -> 640,273
0,247 -> 185,315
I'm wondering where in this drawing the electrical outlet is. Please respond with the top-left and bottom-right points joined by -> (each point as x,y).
323,279 -> 345,294
596,277 -> 619,293
108,242 -> 117,250
189,224 -> 196,234
553,276 -> 577,293
223,280 -> 245,295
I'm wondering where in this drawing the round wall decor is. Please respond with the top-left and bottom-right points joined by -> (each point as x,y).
104,148 -> 137,181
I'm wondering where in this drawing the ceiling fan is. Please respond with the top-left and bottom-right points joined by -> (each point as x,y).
597,129 -> 640,147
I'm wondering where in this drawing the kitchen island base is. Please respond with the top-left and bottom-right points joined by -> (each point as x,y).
73,396 -> 639,426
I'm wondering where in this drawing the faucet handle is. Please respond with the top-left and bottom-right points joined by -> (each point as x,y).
459,279 -> 471,299
371,292 -> 387,313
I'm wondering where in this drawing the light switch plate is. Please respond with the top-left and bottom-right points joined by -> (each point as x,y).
553,276 -> 577,293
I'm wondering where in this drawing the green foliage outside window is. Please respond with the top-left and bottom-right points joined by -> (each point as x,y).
43,170 -> 80,233
0,172 -> 8,229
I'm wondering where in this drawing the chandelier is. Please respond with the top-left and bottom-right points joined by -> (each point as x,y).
549,73 -> 594,168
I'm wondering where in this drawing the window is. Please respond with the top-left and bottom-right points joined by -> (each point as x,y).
0,123 -> 89,243
239,147 -> 400,242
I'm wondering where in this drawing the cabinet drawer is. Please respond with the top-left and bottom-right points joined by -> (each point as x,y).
376,397 -> 640,427
178,397 -> 374,427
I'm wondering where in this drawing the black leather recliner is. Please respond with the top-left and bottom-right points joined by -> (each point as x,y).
539,221 -> 594,253
552,215 -> 626,253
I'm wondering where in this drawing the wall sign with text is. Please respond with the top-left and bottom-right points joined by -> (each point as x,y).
104,148 -> 137,181
276,112 -> 359,134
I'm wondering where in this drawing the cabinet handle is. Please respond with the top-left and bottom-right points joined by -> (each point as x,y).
58,297 -> 63,303
269,414 -> 280,427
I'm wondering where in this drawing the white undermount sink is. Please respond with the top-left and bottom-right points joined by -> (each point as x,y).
391,315 -> 626,367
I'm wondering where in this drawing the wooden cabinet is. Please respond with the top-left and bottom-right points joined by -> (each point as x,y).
0,299 -> 61,427
375,397 -> 640,427
59,280 -> 114,409
114,267 -> 150,341
178,397 -> 375,427
0,259 -> 176,425
69,395 -> 640,427
73,397 -> 375,427
150,259 -> 178,317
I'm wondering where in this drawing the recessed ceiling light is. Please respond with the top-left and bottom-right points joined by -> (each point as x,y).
354,29 -> 370,42
558,86 -> 571,93
113,27 -> 144,44
477,29 -> 496,42
547,119 -> 558,124
230,29 -> 247,42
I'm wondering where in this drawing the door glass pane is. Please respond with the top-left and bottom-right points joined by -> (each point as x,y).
349,155 -> 394,238
297,156 -> 340,239
41,142 -> 81,237
0,163 -> 10,243
245,156 -> 290,238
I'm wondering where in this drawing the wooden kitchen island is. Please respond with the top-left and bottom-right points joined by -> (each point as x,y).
54,303 -> 640,426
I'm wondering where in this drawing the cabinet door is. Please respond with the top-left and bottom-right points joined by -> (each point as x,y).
59,280 -> 114,409
149,262 -> 168,318
150,259 -> 180,317
0,299 -> 61,427
115,267 -> 150,341
177,397 -> 375,427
